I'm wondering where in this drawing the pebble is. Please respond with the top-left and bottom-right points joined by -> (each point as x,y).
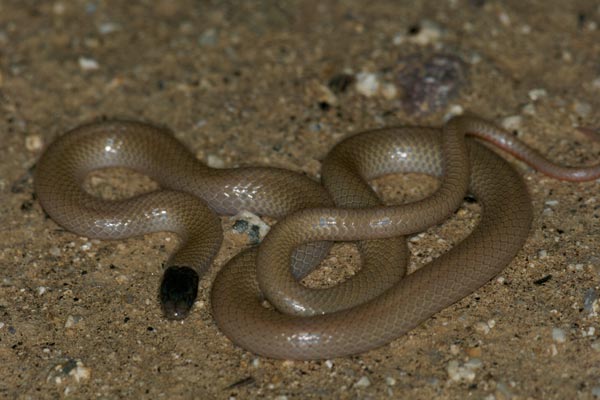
584,288 -> 599,315
47,359 -> 91,384
552,327 -> 567,343
37,286 -> 47,296
396,54 -> 467,115
65,315 -> 83,328
528,88 -> 547,101
324,360 -> 333,369
446,360 -> 476,382
25,135 -> 43,152
385,376 -> 396,386
355,72 -> 380,97
592,386 -> 600,398
230,211 -> 270,245
592,341 -> 600,352
78,57 -> 100,70
474,321 -> 491,334
408,20 -> 443,45
354,376 -> 371,388
500,115 -> 523,131
538,249 -> 548,259
49,246 -> 61,257
206,154 -> 225,168
98,22 -> 120,34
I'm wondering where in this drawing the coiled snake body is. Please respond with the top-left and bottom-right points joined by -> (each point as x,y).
34,116 -> 599,359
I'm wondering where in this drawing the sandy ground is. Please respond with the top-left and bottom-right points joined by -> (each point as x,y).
1,1 -> 599,399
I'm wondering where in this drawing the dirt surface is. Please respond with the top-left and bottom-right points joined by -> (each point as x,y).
1,1 -> 599,399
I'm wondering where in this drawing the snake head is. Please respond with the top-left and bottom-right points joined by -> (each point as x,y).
160,266 -> 199,320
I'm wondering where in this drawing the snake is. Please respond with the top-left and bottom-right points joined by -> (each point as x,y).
34,115 -> 600,360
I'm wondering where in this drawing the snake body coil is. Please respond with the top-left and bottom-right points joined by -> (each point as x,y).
34,116 -> 599,359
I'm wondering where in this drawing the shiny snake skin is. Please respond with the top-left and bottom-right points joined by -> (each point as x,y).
34,116 -> 600,359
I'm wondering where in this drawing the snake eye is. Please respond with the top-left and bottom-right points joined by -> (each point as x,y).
160,266 -> 199,320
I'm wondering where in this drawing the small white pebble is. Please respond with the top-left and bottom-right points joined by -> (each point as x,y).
474,321 -> 491,335
70,361 -> 91,383
550,344 -> 558,356
591,341 -> 600,352
98,22 -> 121,34
496,276 -> 506,284
355,72 -> 379,97
464,358 -> 483,369
25,135 -> 43,152
37,286 -> 47,296
80,242 -> 92,251
354,376 -> 371,388
487,319 -> 496,328
447,360 -> 476,382
538,250 -> 548,259
409,20 -> 443,45
325,360 -> 333,369
552,327 -> 567,343
49,246 -> 61,257
528,88 -> 547,101
501,115 -> 523,131
206,154 -> 225,168
0,322 -> 4,329
498,12 -> 511,26
544,199 -> 559,206
380,82 -> 397,100
251,358 -> 260,368
78,57 -> 100,70
385,376 -> 396,386
450,344 -> 460,355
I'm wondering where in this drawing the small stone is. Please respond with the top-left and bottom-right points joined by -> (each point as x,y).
80,242 -> 92,251
98,22 -> 120,34
78,57 -> 100,70
584,288 -> 599,315
528,88 -> 547,101
380,83 -> 398,100
49,246 -> 61,257
501,115 -> 523,131
385,376 -> 396,386
230,211 -> 270,245
591,341 -> 600,352
25,135 -> 43,152
544,199 -> 559,206
325,360 -> 333,369
206,154 -> 225,168
474,321 -> 491,334
355,72 -> 379,97
538,250 -> 547,259
251,358 -> 260,368
447,360 -> 476,382
65,315 -> 83,328
450,344 -> 460,355
592,386 -> 600,398
47,359 -> 91,384
466,346 -> 482,357
552,327 -> 567,343
409,20 -> 443,45
37,286 -> 47,296
354,376 -> 371,388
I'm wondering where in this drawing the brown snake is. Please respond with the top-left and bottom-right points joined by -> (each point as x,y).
34,116 -> 599,359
